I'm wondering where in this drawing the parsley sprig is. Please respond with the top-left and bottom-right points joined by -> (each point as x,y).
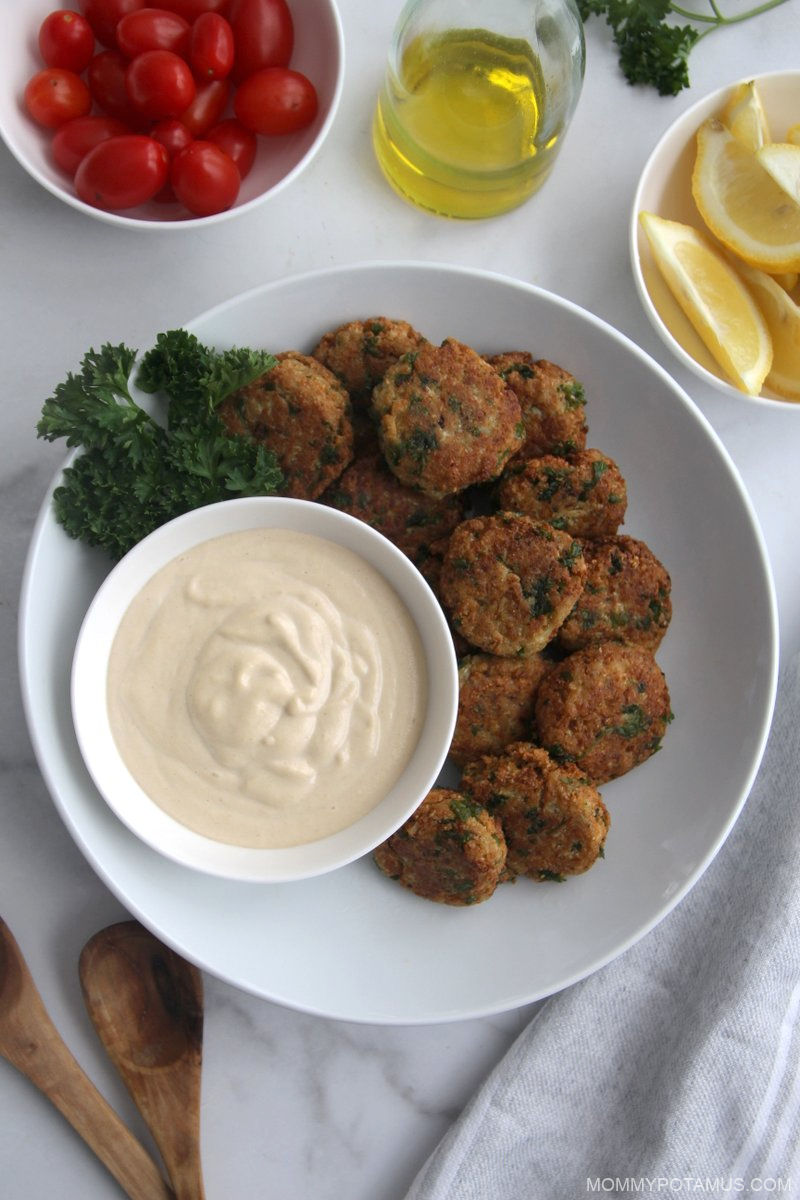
578,0 -> 790,96
37,330 -> 283,560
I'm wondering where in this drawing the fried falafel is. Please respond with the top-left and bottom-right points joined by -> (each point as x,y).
440,512 -> 586,656
557,535 -> 672,653
486,353 -> 588,459
219,351 -> 354,500
462,742 -> 609,880
450,651 -> 552,767
373,788 -> 507,905
534,642 -> 672,784
497,448 -> 627,538
372,338 -> 524,497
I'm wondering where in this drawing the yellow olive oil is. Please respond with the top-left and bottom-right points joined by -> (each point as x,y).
373,28 -> 557,219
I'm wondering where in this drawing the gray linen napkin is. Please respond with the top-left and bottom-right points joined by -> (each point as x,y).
405,652 -> 800,1200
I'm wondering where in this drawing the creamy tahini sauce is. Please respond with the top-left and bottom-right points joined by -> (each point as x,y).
107,528 -> 428,848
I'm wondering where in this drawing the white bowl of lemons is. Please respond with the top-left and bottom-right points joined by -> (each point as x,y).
631,70 -> 800,408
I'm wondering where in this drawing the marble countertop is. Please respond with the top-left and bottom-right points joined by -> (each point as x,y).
2,4 -> 799,1197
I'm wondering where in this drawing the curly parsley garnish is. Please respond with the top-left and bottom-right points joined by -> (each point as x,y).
578,0 -> 789,96
37,330 -> 282,560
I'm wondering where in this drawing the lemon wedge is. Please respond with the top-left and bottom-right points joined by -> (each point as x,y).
755,142 -> 800,204
787,123 -> 800,147
722,80 -> 770,151
736,258 -> 800,400
692,118 -> 800,273
639,212 -> 772,395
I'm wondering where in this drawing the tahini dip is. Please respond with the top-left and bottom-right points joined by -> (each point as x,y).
107,527 -> 428,848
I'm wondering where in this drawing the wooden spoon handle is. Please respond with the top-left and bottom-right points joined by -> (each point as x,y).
2,995 -> 174,1200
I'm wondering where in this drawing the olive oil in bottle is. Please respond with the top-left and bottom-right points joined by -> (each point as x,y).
372,1 -> 584,220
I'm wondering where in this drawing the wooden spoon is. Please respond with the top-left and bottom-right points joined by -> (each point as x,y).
79,920 -> 206,1200
0,916 -> 174,1200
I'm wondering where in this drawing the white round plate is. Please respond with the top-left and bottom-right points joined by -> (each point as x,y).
19,262 -> 778,1025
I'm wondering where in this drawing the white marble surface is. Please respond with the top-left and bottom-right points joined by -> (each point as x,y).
2,5 -> 800,1198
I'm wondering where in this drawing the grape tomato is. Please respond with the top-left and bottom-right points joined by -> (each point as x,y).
189,12 -> 234,79
229,0 -> 293,83
116,8 -> 191,57
51,113 -> 130,174
234,66 -> 317,136
38,11 -> 96,73
75,133 -> 169,208
88,48 -> 143,123
81,0 -> 146,47
126,49 -> 196,119
150,117 -> 193,158
207,118 -> 256,176
24,68 -> 92,129
158,0 -> 231,18
179,77 -> 229,135
170,139 -> 240,214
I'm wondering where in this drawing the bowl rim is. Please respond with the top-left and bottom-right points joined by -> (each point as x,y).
630,68 -> 800,411
70,494 -> 458,882
0,0 -> 346,231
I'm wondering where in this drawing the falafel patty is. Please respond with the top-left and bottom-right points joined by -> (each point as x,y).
486,353 -> 588,459
534,642 -> 672,784
320,450 -> 464,564
218,351 -> 354,500
373,788 -> 507,906
371,338 -> 524,497
497,448 -> 628,539
450,652 -> 553,767
439,512 -> 587,656
557,535 -> 672,653
311,316 -> 427,403
462,742 -> 609,880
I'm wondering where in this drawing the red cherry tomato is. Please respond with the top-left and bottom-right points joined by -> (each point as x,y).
234,67 -> 317,136
206,118 -> 256,177
190,13 -> 234,80
150,117 -> 193,157
170,139 -> 240,214
75,134 -> 169,208
24,68 -> 91,129
116,8 -> 191,57
81,0 -> 145,47
126,49 -> 196,119
179,77 -> 229,135
38,11 -> 95,73
87,49 -> 143,123
228,0 -> 293,83
159,0 -> 230,18
51,114 -> 130,174
149,118 -> 193,201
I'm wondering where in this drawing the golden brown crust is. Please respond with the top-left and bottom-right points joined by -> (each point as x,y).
497,448 -> 627,539
372,339 -> 524,497
557,535 -> 672,653
440,512 -> 586,656
486,353 -> 588,459
534,642 -> 672,784
319,450 -> 464,564
373,788 -> 507,905
450,652 -> 553,767
312,317 -> 427,404
462,743 -> 609,879
219,351 -> 354,500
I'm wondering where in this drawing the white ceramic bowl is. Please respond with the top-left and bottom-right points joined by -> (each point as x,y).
71,496 -> 458,882
0,0 -> 344,230
631,70 -> 800,408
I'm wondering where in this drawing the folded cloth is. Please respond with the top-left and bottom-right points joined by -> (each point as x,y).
405,653 -> 800,1200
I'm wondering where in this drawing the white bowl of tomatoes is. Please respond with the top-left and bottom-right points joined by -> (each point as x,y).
0,0 -> 344,228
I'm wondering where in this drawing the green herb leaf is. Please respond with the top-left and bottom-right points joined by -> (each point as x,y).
577,0 -> 789,95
